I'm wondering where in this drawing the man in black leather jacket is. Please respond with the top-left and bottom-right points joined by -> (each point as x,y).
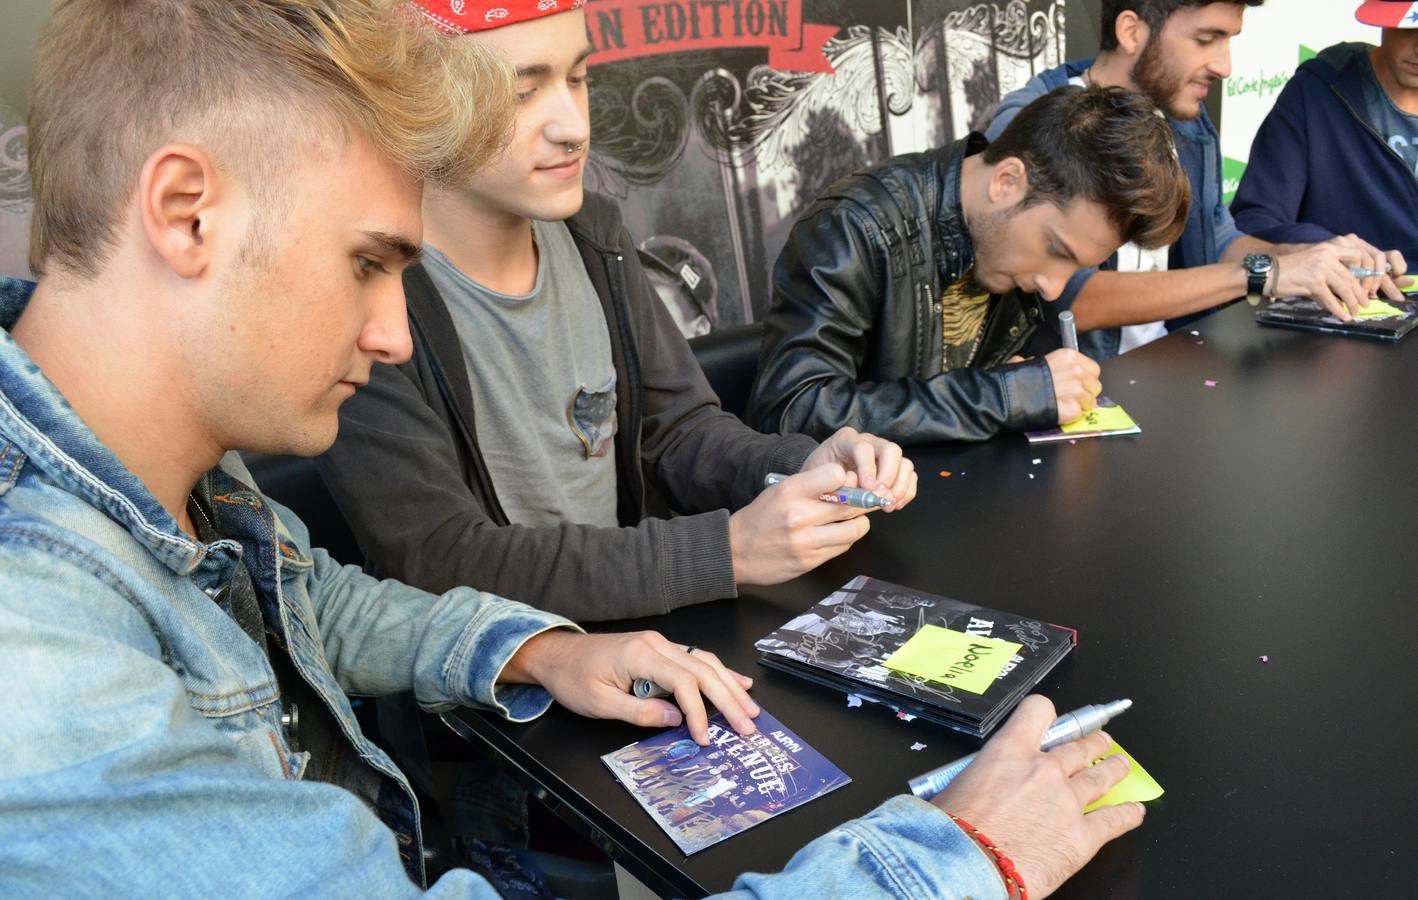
748,86 -> 1192,445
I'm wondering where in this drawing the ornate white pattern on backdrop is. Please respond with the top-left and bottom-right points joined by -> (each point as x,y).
0,98 -> 31,280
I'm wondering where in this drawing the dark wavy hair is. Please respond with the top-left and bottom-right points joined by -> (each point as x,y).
1100,0 -> 1264,51
982,85 -> 1191,250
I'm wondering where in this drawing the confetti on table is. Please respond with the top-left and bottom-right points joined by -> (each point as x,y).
910,742 -> 927,751
1196,340 -> 1205,345
939,470 -> 952,478
846,694 -> 863,708
1068,439 -> 1077,445
896,711 -> 917,722
1129,379 -> 1137,385
1260,655 -> 1269,663
1032,458 -> 1041,465
1204,379 -> 1218,387
1190,330 -> 1200,336
1028,473 -> 1035,479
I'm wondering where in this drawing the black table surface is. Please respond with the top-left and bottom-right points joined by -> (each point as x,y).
445,301 -> 1418,897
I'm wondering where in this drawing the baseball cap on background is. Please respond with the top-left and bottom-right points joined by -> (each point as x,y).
1356,1 -> 1418,28
412,0 -> 585,35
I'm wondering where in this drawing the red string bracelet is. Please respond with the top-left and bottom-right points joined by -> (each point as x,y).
948,814 -> 1029,900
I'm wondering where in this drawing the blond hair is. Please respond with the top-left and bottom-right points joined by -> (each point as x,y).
28,0 -> 514,277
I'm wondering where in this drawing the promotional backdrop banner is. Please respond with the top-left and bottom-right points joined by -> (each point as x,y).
1219,2 -> 1376,203
585,0 -> 1066,333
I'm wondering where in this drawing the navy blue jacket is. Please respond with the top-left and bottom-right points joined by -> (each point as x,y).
986,59 -> 1241,358
1231,43 -> 1418,264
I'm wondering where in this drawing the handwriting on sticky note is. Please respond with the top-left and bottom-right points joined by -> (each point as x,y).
1355,298 -> 1406,320
882,625 -> 1021,695
1061,403 -> 1138,434
1083,741 -> 1164,812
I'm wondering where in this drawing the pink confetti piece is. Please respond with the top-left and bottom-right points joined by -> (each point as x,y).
896,711 -> 917,722
846,694 -> 863,708
1196,340 -> 1205,345
1204,379 -> 1218,387
1260,655 -> 1269,663
910,742 -> 927,751
1129,379 -> 1137,385
1068,439 -> 1077,445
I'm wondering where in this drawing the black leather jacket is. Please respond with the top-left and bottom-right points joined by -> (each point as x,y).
748,135 -> 1058,445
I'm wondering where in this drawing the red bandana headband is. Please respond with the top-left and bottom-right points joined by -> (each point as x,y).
412,0 -> 586,34
1356,1 -> 1418,28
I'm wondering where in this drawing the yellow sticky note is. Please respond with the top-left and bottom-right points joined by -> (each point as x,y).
881,625 -> 1021,695
1060,404 -> 1138,434
1084,741 -> 1164,812
1355,298 -> 1406,319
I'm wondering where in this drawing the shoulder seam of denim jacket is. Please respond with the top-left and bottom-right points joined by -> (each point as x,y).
0,519 -> 179,662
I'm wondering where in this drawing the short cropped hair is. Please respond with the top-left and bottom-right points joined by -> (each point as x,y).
982,85 -> 1190,250
28,0 -> 515,278
1100,0 -> 1264,51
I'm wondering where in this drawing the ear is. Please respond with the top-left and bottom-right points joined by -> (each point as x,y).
136,144 -> 221,280
987,156 -> 1029,208
1113,10 -> 1150,57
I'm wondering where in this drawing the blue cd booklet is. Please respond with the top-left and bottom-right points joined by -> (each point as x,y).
602,708 -> 850,855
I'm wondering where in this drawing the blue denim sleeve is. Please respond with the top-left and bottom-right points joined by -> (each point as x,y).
1214,195 -> 1243,257
720,796 -> 1007,899
268,495 -> 582,721
0,540 -> 500,898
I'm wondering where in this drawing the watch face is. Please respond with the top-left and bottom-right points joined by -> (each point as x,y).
1244,253 -> 1274,275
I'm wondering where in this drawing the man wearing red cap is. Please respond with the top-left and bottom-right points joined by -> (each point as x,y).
1232,1 -> 1418,266
978,0 -> 1410,364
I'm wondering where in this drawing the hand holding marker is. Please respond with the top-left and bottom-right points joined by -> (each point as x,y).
763,472 -> 893,510
909,699 -> 1133,802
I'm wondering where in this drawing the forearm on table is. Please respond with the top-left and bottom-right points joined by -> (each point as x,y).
1071,264 -> 1245,331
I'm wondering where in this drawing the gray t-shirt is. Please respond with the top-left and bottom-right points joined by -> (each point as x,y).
1361,54 -> 1418,176
423,220 -> 619,528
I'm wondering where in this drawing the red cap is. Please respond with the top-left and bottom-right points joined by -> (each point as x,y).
412,0 -> 585,34
1356,1 -> 1418,28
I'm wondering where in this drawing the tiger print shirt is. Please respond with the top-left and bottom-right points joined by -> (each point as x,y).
938,266 -> 992,372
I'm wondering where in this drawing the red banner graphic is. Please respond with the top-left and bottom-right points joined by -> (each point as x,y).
586,0 -> 838,73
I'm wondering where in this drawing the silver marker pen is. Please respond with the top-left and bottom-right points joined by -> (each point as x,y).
908,699 -> 1133,802
1349,264 -> 1392,278
763,472 -> 892,510
631,678 -> 670,699
1059,310 -> 1079,352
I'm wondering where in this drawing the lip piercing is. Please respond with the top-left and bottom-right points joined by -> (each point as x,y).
566,142 -> 584,154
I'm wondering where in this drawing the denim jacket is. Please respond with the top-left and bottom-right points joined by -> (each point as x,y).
0,275 -> 1008,898
986,59 -> 1243,358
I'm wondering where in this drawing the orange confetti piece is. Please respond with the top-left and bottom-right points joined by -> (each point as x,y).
939,470 -> 952,478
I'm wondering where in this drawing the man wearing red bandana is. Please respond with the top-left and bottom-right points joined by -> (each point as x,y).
1233,1 -> 1418,267
317,2 -> 1146,897
321,2 -> 919,663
